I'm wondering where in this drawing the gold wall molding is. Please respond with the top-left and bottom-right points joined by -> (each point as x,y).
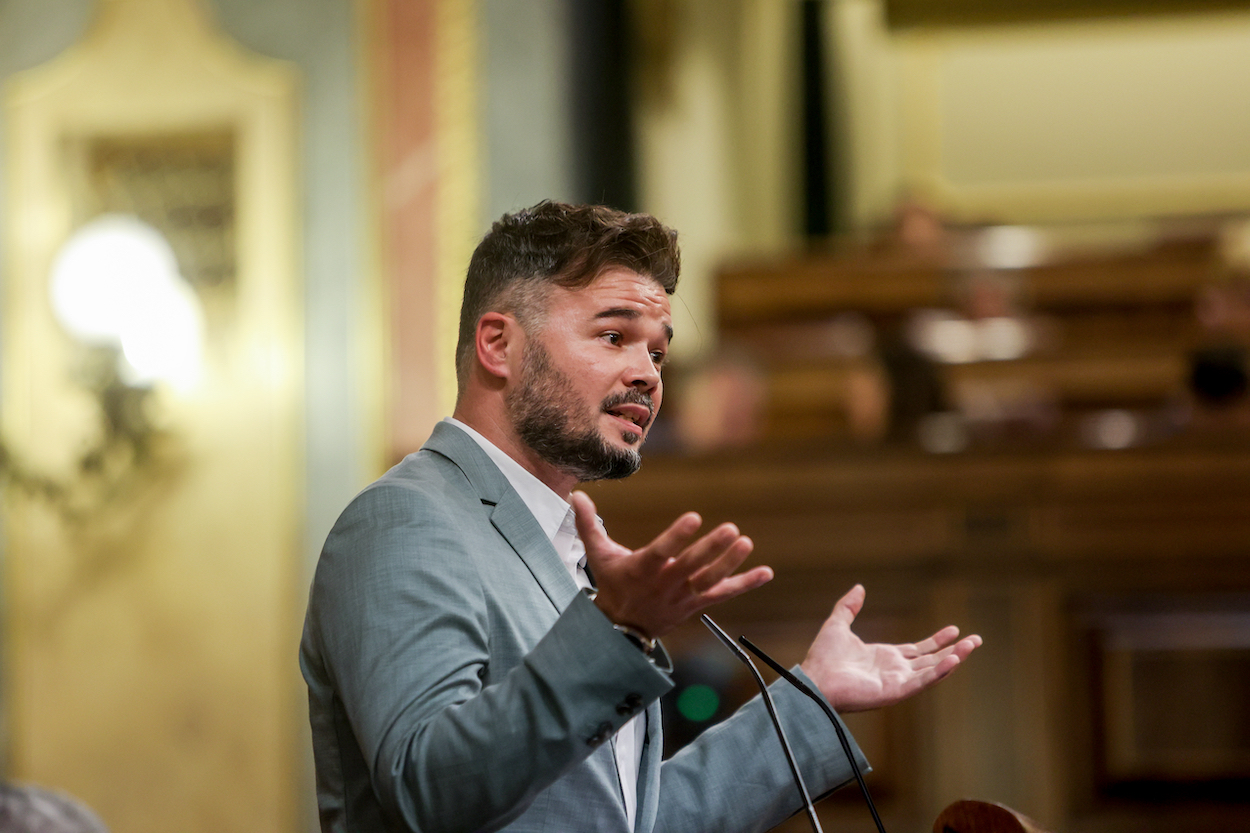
2,0 -> 301,830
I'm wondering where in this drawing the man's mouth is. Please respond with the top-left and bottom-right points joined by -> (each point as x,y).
603,401 -> 652,432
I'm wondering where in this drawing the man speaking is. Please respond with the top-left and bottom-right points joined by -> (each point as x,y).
300,201 -> 980,833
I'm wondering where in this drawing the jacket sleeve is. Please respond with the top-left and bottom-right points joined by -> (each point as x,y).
653,667 -> 871,833
302,481 -> 673,833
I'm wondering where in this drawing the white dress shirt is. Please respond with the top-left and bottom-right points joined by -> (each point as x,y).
446,418 -> 646,828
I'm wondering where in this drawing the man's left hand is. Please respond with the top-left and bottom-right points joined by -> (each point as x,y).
571,491 -> 773,640
800,584 -> 982,712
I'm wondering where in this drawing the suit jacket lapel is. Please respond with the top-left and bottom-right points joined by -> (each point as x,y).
488,489 -> 579,611
423,421 -> 578,612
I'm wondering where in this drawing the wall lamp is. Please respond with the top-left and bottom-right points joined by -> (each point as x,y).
0,214 -> 203,521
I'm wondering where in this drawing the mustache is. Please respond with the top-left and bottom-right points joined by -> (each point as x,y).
601,389 -> 655,430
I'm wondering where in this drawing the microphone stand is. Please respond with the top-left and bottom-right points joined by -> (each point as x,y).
739,636 -> 887,833
701,615 -> 823,833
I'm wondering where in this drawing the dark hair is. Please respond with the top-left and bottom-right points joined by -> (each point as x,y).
1189,344 -> 1248,407
455,201 -> 680,389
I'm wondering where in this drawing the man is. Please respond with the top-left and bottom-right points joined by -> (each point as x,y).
301,201 -> 980,833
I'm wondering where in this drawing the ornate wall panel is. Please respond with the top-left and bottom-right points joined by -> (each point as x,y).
2,1 -> 300,830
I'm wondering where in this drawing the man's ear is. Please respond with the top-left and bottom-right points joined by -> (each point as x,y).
475,311 -> 520,381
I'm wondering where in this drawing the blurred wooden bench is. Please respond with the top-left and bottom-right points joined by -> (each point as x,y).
714,228 -> 1223,444
934,800 -> 1054,833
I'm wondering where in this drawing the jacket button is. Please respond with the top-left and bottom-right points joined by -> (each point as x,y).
586,721 -> 613,746
615,692 -> 643,715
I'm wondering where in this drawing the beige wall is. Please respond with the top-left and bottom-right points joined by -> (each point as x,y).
633,0 -> 803,360
838,2 -> 1250,225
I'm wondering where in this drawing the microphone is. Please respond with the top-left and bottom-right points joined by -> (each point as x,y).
701,615 -> 823,833
738,635 -> 887,833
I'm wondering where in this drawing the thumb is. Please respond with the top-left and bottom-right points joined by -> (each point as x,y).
831,583 -> 866,626
570,491 -> 609,552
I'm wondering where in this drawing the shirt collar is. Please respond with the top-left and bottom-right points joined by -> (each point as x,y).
445,418 -> 575,549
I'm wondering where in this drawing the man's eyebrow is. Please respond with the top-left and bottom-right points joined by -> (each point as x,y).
594,308 -> 674,342
594,307 -> 640,322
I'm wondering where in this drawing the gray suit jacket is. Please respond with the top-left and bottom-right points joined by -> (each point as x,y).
301,421 -> 868,833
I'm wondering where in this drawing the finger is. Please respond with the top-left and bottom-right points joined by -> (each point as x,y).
569,490 -> 597,530
695,564 -> 774,607
903,625 -> 962,658
570,491 -> 613,551
907,656 -> 962,695
885,652 -> 966,704
952,634 -> 982,661
638,510 -> 705,563
686,533 -> 754,592
927,650 -> 968,683
906,644 -> 960,670
903,635 -> 982,690
829,584 -> 866,627
906,632 -> 982,667
671,522 -> 745,579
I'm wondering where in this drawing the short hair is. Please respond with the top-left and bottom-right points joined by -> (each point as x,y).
455,201 -> 681,390
0,782 -> 108,833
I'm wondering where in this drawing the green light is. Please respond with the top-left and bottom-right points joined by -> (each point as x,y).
676,684 -> 720,722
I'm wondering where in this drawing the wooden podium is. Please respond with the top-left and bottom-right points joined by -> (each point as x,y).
934,800 -> 1054,833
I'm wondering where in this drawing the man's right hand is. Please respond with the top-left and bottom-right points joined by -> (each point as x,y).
571,491 -> 773,640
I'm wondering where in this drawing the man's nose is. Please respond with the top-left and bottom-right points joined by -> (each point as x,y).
626,349 -> 660,392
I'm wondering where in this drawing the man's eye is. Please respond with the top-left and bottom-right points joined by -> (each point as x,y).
650,351 -> 666,365
603,332 -> 621,345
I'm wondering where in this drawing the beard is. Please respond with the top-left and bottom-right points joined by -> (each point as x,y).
506,339 -> 653,482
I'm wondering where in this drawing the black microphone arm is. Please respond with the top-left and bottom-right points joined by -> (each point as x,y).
738,636 -> 887,833
700,614 -> 823,833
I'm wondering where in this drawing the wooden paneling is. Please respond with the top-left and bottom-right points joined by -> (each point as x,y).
715,230 -> 1228,447
589,441 -> 1250,832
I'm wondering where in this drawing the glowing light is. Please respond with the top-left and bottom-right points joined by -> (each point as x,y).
908,310 -> 1033,364
908,310 -> 977,364
49,214 -> 203,390
977,317 -> 1031,361
976,226 -> 1048,269
676,684 -> 720,722
1082,409 -> 1141,450
120,277 -> 204,390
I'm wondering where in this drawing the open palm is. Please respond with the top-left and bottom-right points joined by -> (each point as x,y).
800,585 -> 982,712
